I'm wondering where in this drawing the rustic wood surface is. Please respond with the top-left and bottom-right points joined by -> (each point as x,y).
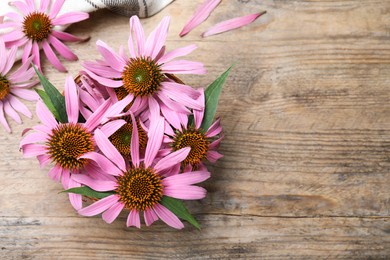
1,0 -> 390,259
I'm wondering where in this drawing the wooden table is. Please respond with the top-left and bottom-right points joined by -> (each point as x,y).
1,0 -> 390,259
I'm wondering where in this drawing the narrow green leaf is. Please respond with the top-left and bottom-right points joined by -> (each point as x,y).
201,66 -> 233,130
61,187 -> 114,199
35,88 -> 60,120
160,196 -> 201,229
33,65 -> 68,123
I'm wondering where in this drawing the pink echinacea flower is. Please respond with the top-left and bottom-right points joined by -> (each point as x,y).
75,111 -> 210,229
0,39 -> 38,132
0,0 -> 89,71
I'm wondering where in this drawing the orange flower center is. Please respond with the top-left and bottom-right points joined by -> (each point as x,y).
172,128 -> 210,166
122,57 -> 163,97
116,167 -> 163,211
0,76 -> 10,101
23,12 -> 52,41
47,123 -> 94,170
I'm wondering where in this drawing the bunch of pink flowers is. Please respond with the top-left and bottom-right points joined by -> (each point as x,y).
20,14 -> 229,229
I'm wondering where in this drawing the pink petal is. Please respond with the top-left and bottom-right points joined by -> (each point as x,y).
156,93 -> 189,114
96,40 -> 125,72
126,209 -> 141,228
4,12 -> 23,22
25,0 -> 35,11
153,203 -> 184,229
21,144 -> 46,157
9,1 -> 29,15
145,16 -> 170,59
207,150 -> 223,163
144,116 -> 164,168
161,86 -> 203,110
209,134 -> 224,150
179,0 -> 221,37
0,103 -> 10,132
50,0 -> 65,19
78,195 -> 119,216
2,30 -> 24,43
32,42 -> 41,70
161,60 -> 206,75
102,203 -> 124,224
2,46 -> 17,75
164,185 -> 207,200
161,81 -> 200,99
36,101 -> 58,129
48,164 -> 62,182
61,168 -> 70,189
79,152 -> 122,176
52,12 -> 89,25
65,75 -> 79,123
42,40 -> 67,72
129,112 -> 140,167
9,56 -> 32,81
94,129 -> 126,172
51,30 -> 89,42
37,154 -> 51,168
3,100 -> 21,123
84,99 -> 112,131
162,171 -> 210,186
206,118 -> 222,137
40,0 -> 50,12
154,147 -> 190,173
71,174 -> 117,192
194,88 -> 205,129
144,208 -> 158,226
100,120 -> 127,137
83,61 -> 122,79
104,94 -> 134,118
129,15 -> 145,56
48,35 -> 78,61
10,88 -> 38,101
158,44 -> 197,64
160,103 -> 183,131
203,11 -> 267,37
20,132 -> 47,147
0,40 -> 7,73
83,68 -> 123,88
68,178 -> 82,210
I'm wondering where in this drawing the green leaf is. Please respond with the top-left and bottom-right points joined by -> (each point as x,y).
33,65 -> 68,123
35,88 -> 60,120
62,187 -> 114,199
201,66 -> 233,130
160,196 -> 201,229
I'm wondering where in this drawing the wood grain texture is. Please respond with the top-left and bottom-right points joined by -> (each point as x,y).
1,0 -> 390,259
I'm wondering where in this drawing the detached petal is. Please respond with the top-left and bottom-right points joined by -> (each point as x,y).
179,0 -> 221,37
202,11 -> 266,37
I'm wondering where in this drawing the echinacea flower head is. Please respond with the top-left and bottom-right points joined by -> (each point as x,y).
0,39 -> 38,132
165,89 -> 223,170
83,15 -> 206,120
1,0 -> 89,71
75,113 -> 210,229
20,76 -> 117,209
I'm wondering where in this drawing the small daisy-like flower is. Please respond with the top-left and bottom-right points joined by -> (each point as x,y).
0,40 -> 38,132
20,76 -> 124,209
83,15 -> 206,120
1,0 -> 89,71
74,112 -> 210,229
165,89 -> 224,170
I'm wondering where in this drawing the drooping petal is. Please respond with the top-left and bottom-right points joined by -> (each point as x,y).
10,88 -> 38,101
161,81 -> 200,99
100,119 -> 127,137
179,0 -> 221,37
193,88 -> 205,129
65,75 -> 79,123
21,144 -> 46,157
48,35 -> 78,61
154,147 -> 190,173
203,11 -> 267,37
37,154 -> 51,168
160,85 -> 203,110
102,203 -> 125,224
104,94 -> 134,118
0,102 -> 10,132
206,118 -> 222,137
48,164 -> 62,182
78,195 -> 119,216
52,12 -> 89,25
96,40 -> 126,72
32,42 -> 41,70
2,46 -> 17,75
79,152 -> 122,176
144,208 -> 158,226
68,178 -> 82,210
158,44 -> 197,64
161,60 -> 206,75
126,209 -> 141,228
20,132 -> 47,147
164,185 -> 207,200
0,40 -> 6,74
84,99 -> 112,131
162,171 -> 210,186
153,203 -> 184,229
83,68 -> 123,88
42,40 -> 67,72
3,101 -> 21,123
94,129 -> 126,172
71,174 -> 117,191
144,116 -> 164,168
129,112 -> 140,167
51,30 -> 89,42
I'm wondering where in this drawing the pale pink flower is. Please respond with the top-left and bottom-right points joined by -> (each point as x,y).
202,11 -> 267,37
0,39 -> 38,132
179,0 -> 221,37
164,89 -> 224,171
1,0 -> 89,71
75,111 -> 210,229
20,76 -> 124,209
83,15 -> 205,121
